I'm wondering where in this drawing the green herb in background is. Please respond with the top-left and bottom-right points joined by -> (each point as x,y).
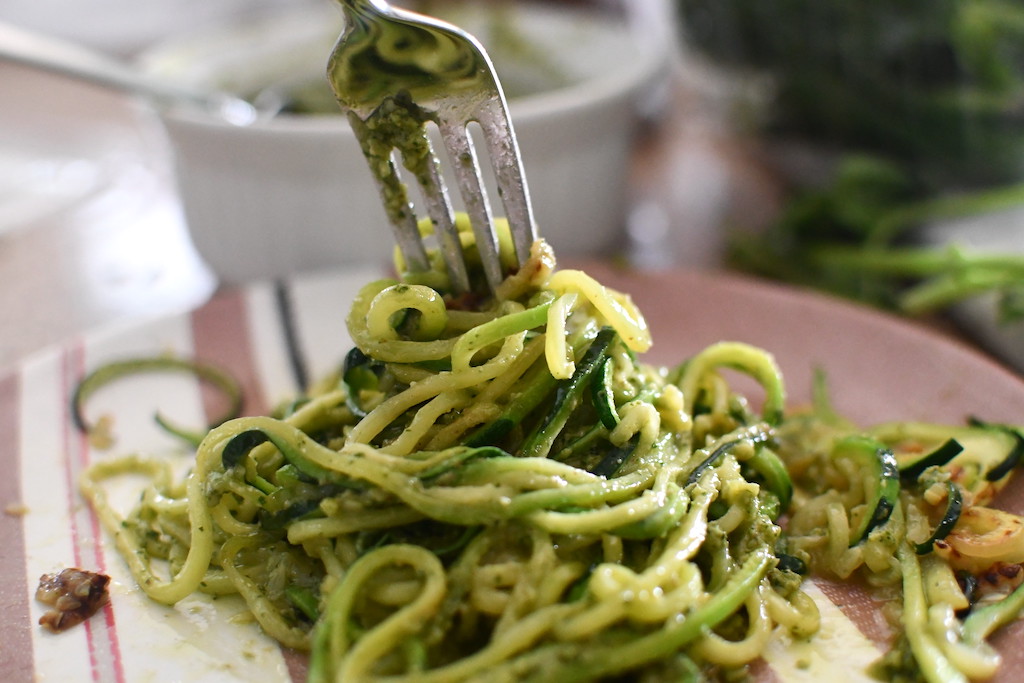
678,0 -> 1024,188
678,0 -> 1024,323
728,156 -> 1024,322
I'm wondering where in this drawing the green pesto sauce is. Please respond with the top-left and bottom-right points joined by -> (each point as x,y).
346,95 -> 434,226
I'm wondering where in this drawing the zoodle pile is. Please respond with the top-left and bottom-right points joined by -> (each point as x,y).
81,219 -> 1024,681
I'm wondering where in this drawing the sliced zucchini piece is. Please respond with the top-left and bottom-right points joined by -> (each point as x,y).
518,327 -> 617,458
342,347 -> 384,418
831,435 -> 900,546
592,355 -> 620,430
223,427 -> 336,484
260,499 -> 323,530
914,481 -> 963,555
898,438 -> 963,481
937,506 -> 1024,573
465,329 -> 600,448
776,553 -> 807,575
72,355 -> 243,447
589,436 -> 637,478
463,366 -> 557,447
967,417 -> 1024,482
674,341 -> 786,426
870,421 -> 1021,502
223,429 -> 270,468
612,483 -> 687,539
686,439 -> 743,487
285,585 -> 320,621
686,427 -> 771,487
417,445 -> 509,482
743,446 -> 793,515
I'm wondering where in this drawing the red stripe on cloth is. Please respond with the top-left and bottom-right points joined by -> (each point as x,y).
63,345 -> 126,683
813,576 -> 894,648
990,619 -> 1024,683
0,371 -> 35,681
281,647 -> 310,682
749,656 -> 783,682
191,289 -> 270,418
192,289 -> 311,680
60,346 -> 101,681
73,354 -> 127,683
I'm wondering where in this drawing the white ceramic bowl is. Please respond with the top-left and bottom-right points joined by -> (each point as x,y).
139,0 -> 674,284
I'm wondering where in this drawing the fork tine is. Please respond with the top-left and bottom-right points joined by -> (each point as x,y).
348,114 -> 430,274
439,118 -> 505,292
397,133 -> 471,293
476,104 -> 537,268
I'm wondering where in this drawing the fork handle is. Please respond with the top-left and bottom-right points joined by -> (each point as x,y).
0,21 -> 254,122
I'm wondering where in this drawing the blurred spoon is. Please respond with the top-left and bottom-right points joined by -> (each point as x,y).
0,21 -> 273,125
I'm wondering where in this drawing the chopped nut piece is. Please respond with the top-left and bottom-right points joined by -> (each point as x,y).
36,568 -> 110,632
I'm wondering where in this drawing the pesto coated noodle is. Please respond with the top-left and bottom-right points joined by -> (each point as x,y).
80,217 -> 1024,681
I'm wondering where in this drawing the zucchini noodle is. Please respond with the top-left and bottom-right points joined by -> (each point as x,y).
79,219 -> 1024,682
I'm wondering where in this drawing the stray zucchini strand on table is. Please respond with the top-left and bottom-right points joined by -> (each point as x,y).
78,217 -> 1024,681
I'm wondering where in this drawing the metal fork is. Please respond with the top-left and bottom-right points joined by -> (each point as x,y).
328,0 -> 537,293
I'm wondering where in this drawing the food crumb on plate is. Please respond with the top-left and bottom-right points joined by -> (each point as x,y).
3,501 -> 28,516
